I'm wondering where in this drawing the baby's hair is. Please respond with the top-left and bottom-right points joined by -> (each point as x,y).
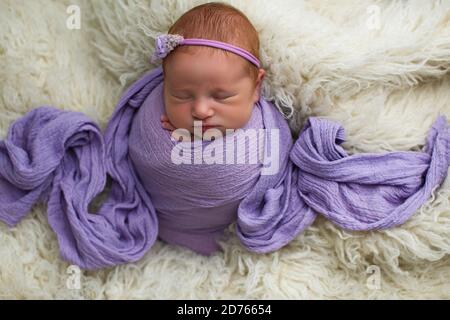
162,2 -> 260,83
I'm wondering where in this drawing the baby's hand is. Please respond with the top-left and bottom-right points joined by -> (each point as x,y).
160,114 -> 177,132
160,114 -> 191,142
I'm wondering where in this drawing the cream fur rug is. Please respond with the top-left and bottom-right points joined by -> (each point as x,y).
1,0 -> 449,299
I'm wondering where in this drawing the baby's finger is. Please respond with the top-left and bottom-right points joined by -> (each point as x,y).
172,130 -> 191,142
161,122 -> 172,130
167,123 -> 177,131
162,121 -> 176,131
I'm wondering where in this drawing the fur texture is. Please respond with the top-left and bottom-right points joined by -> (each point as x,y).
0,0 -> 449,299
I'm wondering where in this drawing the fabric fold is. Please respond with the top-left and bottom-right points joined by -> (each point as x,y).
0,67 -> 164,269
237,114 -> 449,253
292,116 -> 450,231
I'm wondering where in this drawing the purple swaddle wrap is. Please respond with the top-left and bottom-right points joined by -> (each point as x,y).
0,65 -> 449,269
128,81 -> 265,254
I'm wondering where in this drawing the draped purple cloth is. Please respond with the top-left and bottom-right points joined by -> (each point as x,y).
128,81 -> 265,255
0,65 -> 449,269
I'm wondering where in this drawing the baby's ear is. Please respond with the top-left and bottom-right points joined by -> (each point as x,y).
253,68 -> 266,103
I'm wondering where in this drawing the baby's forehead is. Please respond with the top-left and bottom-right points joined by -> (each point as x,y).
165,51 -> 249,86
169,47 -> 247,69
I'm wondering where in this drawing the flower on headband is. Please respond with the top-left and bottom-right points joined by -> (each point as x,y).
151,34 -> 184,64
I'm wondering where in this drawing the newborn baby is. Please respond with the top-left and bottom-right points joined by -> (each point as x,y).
159,4 -> 265,141
160,41 -> 265,139
128,2 -> 274,255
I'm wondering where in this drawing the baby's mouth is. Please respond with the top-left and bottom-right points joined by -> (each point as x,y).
202,125 -> 220,132
192,124 -> 221,132
190,124 -> 224,141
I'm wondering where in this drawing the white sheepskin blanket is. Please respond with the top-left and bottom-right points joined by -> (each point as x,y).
1,0 -> 449,299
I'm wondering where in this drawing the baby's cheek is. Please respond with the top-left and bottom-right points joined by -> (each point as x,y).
228,103 -> 254,128
165,104 -> 192,128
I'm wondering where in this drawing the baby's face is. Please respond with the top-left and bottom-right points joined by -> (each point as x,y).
163,48 -> 265,137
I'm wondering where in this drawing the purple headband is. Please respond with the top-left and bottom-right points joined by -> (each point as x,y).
151,34 -> 261,68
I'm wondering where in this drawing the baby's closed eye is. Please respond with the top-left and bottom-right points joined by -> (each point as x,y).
213,93 -> 235,100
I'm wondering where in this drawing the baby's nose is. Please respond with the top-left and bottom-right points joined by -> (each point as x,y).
192,100 -> 214,119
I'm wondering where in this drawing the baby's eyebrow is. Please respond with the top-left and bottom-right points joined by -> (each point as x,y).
170,86 -> 236,93
212,88 -> 233,92
168,85 -> 193,92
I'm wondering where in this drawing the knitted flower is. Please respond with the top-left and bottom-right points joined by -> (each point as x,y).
151,34 -> 184,63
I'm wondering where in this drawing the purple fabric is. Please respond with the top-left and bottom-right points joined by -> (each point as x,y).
238,115 -> 450,252
0,67 -> 164,269
128,81 -> 266,255
0,65 -> 449,269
